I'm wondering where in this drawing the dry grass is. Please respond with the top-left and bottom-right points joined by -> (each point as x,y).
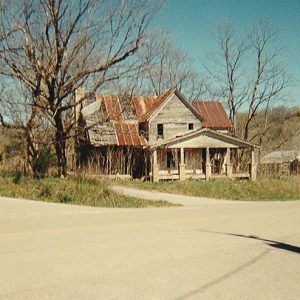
0,175 -> 176,208
117,177 -> 300,201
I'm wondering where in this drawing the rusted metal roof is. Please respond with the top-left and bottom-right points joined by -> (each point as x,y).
114,122 -> 147,146
97,94 -> 123,122
131,88 -> 175,122
191,101 -> 232,129
85,95 -> 146,147
131,95 -> 157,122
84,89 -> 232,147
97,89 -> 175,123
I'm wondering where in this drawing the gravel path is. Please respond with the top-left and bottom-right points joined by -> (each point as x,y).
111,184 -> 251,206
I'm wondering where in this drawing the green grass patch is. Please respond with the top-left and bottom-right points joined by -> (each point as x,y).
115,177 -> 300,201
0,175 -> 176,208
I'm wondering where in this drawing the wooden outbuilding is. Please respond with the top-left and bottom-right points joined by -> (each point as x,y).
260,150 -> 300,177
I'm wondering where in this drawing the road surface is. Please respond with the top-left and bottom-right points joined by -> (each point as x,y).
0,196 -> 299,299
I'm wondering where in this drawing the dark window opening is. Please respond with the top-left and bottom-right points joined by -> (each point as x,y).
188,123 -> 194,130
139,123 -> 149,139
157,124 -> 164,138
138,123 -> 144,134
167,150 -> 175,168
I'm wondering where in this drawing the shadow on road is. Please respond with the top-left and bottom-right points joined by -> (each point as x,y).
176,230 -> 299,299
175,247 -> 271,300
201,231 -> 300,255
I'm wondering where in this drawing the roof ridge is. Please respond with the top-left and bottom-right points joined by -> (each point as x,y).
96,92 -> 158,98
191,100 -> 223,104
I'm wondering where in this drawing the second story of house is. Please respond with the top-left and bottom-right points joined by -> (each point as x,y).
79,88 -> 232,148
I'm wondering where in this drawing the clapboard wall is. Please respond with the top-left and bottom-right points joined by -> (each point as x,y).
148,93 -> 201,143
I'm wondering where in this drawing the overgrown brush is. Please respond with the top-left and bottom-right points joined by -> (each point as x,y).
0,175 -> 175,208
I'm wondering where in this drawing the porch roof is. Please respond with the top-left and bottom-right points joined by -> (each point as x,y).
150,128 -> 258,149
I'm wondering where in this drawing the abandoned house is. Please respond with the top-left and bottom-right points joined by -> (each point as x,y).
260,150 -> 300,177
73,88 -> 258,181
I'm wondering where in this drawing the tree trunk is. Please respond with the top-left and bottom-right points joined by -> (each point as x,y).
24,132 -> 31,176
54,113 -> 67,177
24,123 -> 38,177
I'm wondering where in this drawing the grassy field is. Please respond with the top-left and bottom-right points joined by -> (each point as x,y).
0,175 -> 176,208
116,177 -> 300,201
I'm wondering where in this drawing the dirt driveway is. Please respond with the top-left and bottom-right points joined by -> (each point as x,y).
0,196 -> 300,299
110,184 -> 243,205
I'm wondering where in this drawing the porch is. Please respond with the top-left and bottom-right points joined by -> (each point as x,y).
150,128 -> 257,182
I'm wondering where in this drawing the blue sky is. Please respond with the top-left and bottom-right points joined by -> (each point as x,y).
153,0 -> 300,105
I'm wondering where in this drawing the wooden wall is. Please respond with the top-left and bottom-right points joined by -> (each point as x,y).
148,94 -> 201,143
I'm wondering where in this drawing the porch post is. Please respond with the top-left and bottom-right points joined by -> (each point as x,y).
179,147 -> 186,181
236,149 -> 240,172
250,149 -> 257,181
152,148 -> 159,182
226,148 -> 233,179
205,147 -> 211,181
199,148 -> 203,174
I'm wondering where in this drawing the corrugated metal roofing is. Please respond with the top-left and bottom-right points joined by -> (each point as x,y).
96,89 -> 174,123
131,88 -> 175,122
84,89 -> 232,147
191,101 -> 232,129
98,94 -> 123,122
114,122 -> 147,146
86,94 -> 147,147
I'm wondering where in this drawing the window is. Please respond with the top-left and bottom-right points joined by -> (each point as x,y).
188,123 -> 194,130
157,124 -> 164,138
139,123 -> 145,135
139,123 -> 148,139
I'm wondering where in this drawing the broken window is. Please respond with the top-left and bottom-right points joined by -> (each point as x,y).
157,124 -> 164,138
188,123 -> 194,130
139,123 -> 148,139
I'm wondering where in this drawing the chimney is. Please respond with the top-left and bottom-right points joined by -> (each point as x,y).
74,87 -> 85,125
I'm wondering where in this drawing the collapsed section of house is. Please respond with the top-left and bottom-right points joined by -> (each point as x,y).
73,88 -> 258,181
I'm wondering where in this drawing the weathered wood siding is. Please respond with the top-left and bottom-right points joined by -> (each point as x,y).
148,94 -> 201,143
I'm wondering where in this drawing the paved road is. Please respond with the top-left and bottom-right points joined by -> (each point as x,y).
0,196 -> 300,299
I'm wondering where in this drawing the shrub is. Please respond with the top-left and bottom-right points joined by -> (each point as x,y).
58,193 -> 73,203
12,171 -> 22,184
39,183 -> 52,198
32,147 -> 55,178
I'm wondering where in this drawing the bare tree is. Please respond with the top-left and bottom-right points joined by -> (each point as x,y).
0,0 -> 160,176
238,106 -> 300,154
135,30 -> 209,99
243,22 -> 289,142
206,21 -> 290,139
206,24 -> 249,135
0,79 -> 51,175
